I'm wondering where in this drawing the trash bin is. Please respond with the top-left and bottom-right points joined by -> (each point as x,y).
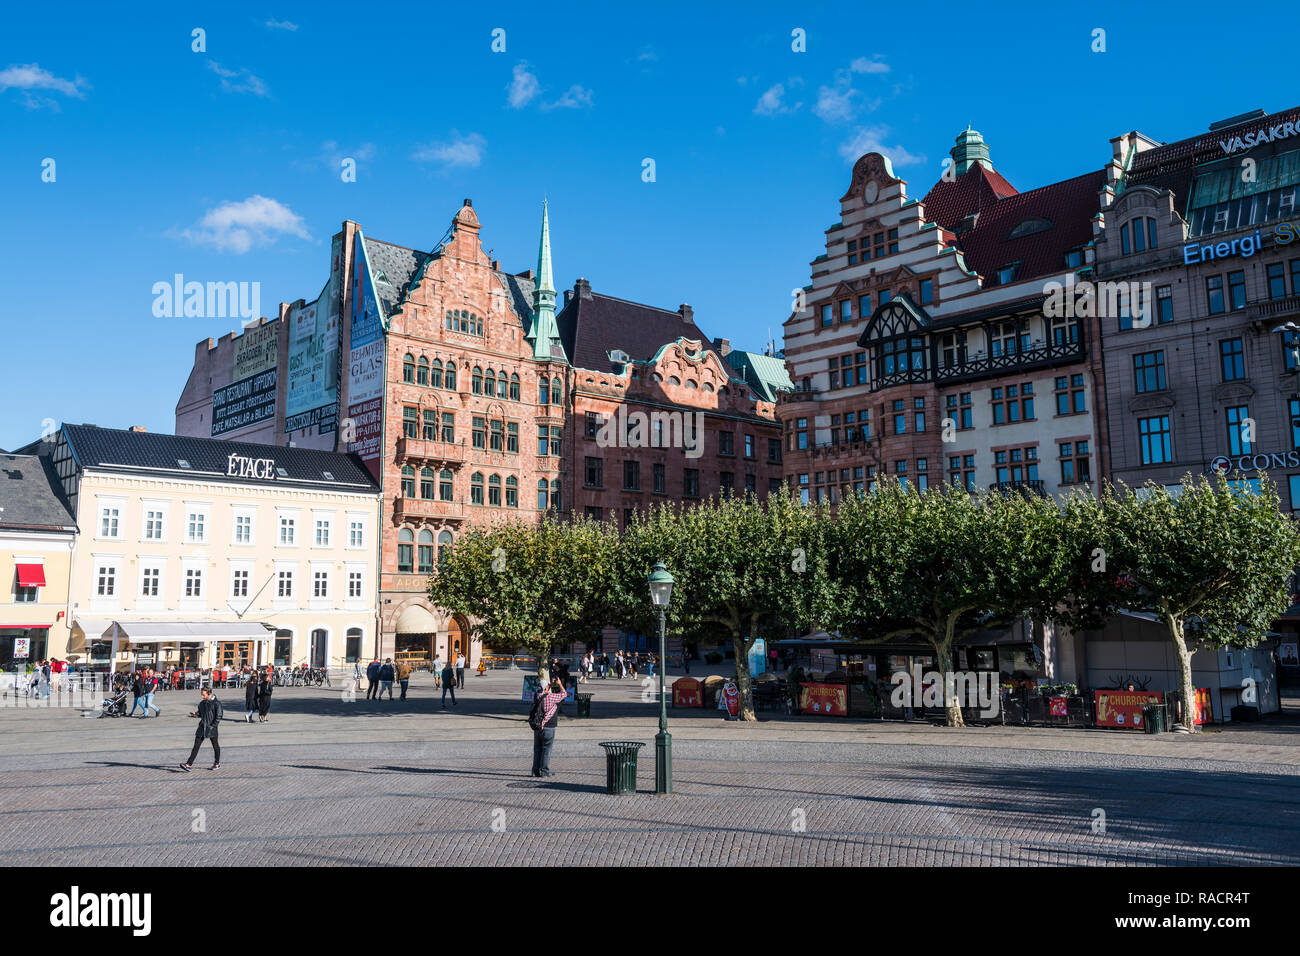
576,693 -> 593,718
1142,704 -> 1163,734
599,741 -> 644,795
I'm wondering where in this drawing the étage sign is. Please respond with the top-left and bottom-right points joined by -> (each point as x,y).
226,454 -> 277,479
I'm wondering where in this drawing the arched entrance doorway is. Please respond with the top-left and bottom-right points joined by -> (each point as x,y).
447,615 -> 468,663
310,629 -> 328,669
395,603 -> 438,669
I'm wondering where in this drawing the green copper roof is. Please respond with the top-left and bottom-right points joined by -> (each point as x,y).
724,350 -> 793,403
528,200 -> 560,360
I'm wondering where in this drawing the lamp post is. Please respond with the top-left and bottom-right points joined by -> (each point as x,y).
647,560 -> 675,795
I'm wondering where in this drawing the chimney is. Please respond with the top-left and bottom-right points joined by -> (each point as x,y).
516,269 -> 535,281
463,198 -> 472,208
575,278 -> 593,300
678,303 -> 694,324
129,426 -> 147,434
712,337 -> 731,357
491,259 -> 500,271
563,289 -> 573,307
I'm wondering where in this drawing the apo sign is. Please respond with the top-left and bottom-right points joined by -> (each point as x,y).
1209,451 -> 1300,475
226,454 -> 277,479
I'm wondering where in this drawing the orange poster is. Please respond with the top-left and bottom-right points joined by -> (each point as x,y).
1094,690 -> 1162,729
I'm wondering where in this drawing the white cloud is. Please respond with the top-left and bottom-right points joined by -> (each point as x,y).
207,61 -> 269,97
0,63 -> 89,105
178,195 -> 310,254
543,85 -> 593,110
265,18 -> 299,31
849,56 -> 890,74
412,131 -> 486,169
838,125 -> 925,167
754,83 -> 790,117
636,45 -> 657,62
507,62 -> 540,108
814,83 -> 858,123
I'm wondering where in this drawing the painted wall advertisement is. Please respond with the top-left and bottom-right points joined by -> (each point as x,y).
347,232 -> 384,478
1093,690 -> 1163,729
212,321 -> 278,436
285,260 -> 340,436
799,682 -> 848,716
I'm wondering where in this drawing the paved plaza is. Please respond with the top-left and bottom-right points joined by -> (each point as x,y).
2,669 -> 1299,866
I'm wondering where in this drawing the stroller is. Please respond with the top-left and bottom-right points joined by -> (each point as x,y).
99,689 -> 129,718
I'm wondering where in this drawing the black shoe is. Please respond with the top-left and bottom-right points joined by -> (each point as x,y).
540,770 -> 554,777
531,771 -> 542,777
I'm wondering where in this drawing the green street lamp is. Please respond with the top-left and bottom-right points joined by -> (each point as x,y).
647,560 -> 675,795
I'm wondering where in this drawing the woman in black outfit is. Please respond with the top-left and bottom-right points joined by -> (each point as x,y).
244,672 -> 260,722
256,669 -> 273,722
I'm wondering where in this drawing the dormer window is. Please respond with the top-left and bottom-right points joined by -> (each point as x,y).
1064,249 -> 1084,269
996,263 -> 1020,284
1120,217 -> 1158,255
1006,217 -> 1052,239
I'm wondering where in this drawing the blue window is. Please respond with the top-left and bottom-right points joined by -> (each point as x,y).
1226,405 -> 1252,456
1220,338 -> 1245,382
858,294 -> 871,316
821,304 -> 832,328
1289,475 -> 1300,511
1138,416 -> 1172,465
1133,352 -> 1165,393
919,279 -> 934,304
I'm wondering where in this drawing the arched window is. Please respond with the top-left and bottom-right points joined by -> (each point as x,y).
490,419 -> 504,451
444,362 -> 457,390
505,475 -> 518,508
669,376 -> 681,386
472,366 -> 483,395
488,474 -> 502,506
550,478 -> 561,511
345,627 -> 362,664
652,373 -> 663,383
686,379 -> 698,389
704,382 -> 715,392
497,373 -> 508,398
401,465 -> 415,497
539,376 -> 550,404
437,530 -> 453,565
397,528 -> 414,572
402,354 -> 415,383
430,358 -> 444,389
417,529 -> 434,573
484,369 -> 496,396
509,373 -> 520,401
416,356 -> 429,385
537,478 -> 549,509
551,378 -> 561,405
470,472 -> 484,505
439,469 -> 454,501
419,467 -> 435,499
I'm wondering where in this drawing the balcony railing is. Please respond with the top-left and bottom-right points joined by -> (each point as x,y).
933,338 -> 1085,386
392,497 -> 464,520
396,435 -> 468,463
989,479 -> 1048,497
1250,295 -> 1300,320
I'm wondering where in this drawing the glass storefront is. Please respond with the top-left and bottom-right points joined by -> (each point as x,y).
1,627 -> 48,670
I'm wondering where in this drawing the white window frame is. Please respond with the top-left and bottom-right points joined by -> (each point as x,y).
309,562 -> 331,610
277,509 -> 300,547
232,506 -> 257,547
12,554 -> 45,604
344,562 -> 367,609
312,511 -> 333,548
90,554 -> 123,610
346,512 -> 368,550
184,502 -> 211,544
97,497 -> 126,540
273,562 -> 297,609
136,558 -> 165,611
140,499 -> 168,543
229,560 -> 254,602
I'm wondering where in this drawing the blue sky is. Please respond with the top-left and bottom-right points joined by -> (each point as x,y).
0,0 -> 1291,449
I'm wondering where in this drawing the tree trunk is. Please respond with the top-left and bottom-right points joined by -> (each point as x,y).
732,631 -> 757,721
1168,616 -> 1199,733
936,642 -> 965,728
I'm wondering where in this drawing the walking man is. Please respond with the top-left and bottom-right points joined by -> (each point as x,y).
378,658 -> 395,700
128,669 -> 146,717
180,687 -> 223,771
530,677 -> 568,777
366,658 -> 381,700
141,667 -> 160,717
432,653 -> 443,690
396,660 -> 413,700
455,653 -> 466,689
441,659 -> 457,709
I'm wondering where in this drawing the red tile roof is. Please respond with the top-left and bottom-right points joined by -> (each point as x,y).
920,164 -> 1019,233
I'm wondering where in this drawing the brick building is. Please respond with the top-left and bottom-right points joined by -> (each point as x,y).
779,130 -> 1107,506
175,200 -> 783,662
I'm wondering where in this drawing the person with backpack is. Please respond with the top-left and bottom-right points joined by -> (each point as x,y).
365,658 -> 382,700
440,659 -> 457,708
378,658 -> 396,700
529,677 -> 568,777
180,687 -> 223,771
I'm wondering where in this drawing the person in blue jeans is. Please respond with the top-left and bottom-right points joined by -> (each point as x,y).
140,668 -> 161,717
531,678 -> 567,777
441,660 -> 457,708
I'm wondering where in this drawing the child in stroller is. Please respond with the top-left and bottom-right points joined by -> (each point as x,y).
99,688 -> 129,717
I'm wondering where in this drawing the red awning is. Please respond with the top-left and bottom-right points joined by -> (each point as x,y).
15,564 -> 46,588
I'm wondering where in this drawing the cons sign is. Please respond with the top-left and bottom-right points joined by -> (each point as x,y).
1209,451 -> 1300,475
227,454 -> 277,479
